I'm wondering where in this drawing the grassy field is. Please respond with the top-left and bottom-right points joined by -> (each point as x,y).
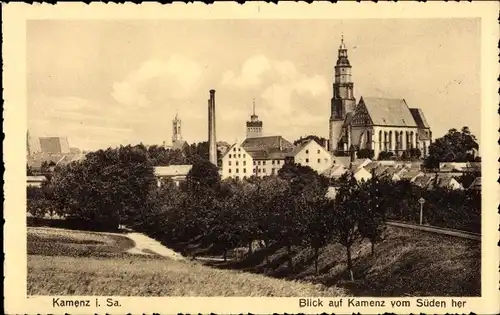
202,226 -> 481,297
27,227 -> 348,296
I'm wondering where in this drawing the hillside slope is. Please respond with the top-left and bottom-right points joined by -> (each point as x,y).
203,226 -> 480,297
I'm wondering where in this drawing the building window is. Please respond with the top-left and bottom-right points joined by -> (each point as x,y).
243,161 -> 246,166
263,168 -> 266,173
306,150 -> 309,154
258,169 -> 261,173
277,160 -> 280,165
258,161 -> 261,165
317,150 -> 320,154
229,154 -> 231,158
272,160 -> 275,165
263,161 -> 266,165
229,161 -> 232,166
318,159 -> 321,163
253,161 -> 256,165
238,148 -> 241,152
236,168 -> 239,173
229,169 -> 232,173
244,168 -> 246,173
243,154 -> 246,158
236,161 -> 239,166
306,158 -> 309,163
233,148 -> 236,152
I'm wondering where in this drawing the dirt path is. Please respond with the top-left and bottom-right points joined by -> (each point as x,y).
124,232 -> 185,260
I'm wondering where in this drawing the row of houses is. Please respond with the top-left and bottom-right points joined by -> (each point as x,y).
323,159 -> 481,191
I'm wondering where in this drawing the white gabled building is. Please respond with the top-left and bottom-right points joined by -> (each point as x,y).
154,165 -> 193,187
220,143 -> 254,180
288,139 -> 334,175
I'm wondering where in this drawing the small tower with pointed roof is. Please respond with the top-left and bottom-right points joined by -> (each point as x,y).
246,98 -> 263,138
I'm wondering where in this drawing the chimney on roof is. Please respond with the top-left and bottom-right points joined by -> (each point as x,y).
208,90 -> 217,165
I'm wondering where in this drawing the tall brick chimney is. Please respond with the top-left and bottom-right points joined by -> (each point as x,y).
208,90 -> 217,165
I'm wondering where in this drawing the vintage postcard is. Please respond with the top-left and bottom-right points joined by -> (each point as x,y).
3,2 -> 499,314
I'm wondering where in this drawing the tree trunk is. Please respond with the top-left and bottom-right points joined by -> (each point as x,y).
263,238 -> 270,265
223,249 -> 227,262
346,245 -> 354,281
314,246 -> 319,275
371,242 -> 375,256
287,243 -> 293,270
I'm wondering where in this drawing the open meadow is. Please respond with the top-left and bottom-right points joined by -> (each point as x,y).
27,227 -> 349,296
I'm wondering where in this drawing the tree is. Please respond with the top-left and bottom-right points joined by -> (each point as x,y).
302,197 -> 334,274
27,164 -> 34,176
424,127 -> 479,168
51,145 -> 156,231
357,148 -> 374,159
332,172 -> 363,281
186,159 -> 221,194
293,135 -> 328,147
378,151 -> 394,160
357,177 -> 388,255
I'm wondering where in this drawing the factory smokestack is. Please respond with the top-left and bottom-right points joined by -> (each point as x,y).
208,89 -> 217,165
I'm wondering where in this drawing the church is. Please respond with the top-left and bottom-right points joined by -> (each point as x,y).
329,36 -> 432,160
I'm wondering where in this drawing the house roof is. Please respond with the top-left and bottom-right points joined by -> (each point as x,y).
248,150 -> 289,160
171,140 -> 188,151
399,169 -> 424,180
360,97 -> 418,127
322,164 -> 348,178
333,156 -> 352,167
27,175 -> 47,182
154,165 -> 192,177
413,175 -> 434,187
409,108 -> 431,129
241,135 -> 294,152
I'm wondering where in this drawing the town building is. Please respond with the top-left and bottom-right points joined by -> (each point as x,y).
154,165 -> 192,187
328,36 -> 432,160
39,136 -> 71,154
246,98 -> 263,138
220,143 -> 254,180
243,135 -> 294,178
287,139 -> 334,175
27,175 -> 47,188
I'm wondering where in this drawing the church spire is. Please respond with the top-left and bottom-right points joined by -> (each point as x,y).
252,97 -> 256,116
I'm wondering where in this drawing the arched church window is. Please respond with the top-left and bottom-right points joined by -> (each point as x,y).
379,131 -> 382,151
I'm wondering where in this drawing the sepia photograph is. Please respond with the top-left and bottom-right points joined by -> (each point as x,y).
3,2 -> 499,314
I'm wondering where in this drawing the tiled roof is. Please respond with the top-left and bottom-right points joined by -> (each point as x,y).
322,164 -> 348,178
247,150 -> 289,160
413,175 -> 434,187
333,156 -> 352,167
241,136 -> 294,152
399,169 -> 424,180
360,97 -> 418,127
409,108 -> 431,129
154,165 -> 192,177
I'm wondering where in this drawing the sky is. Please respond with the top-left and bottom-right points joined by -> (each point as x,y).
27,18 -> 481,151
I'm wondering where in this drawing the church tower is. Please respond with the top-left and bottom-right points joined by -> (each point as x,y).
329,35 -> 356,153
172,112 -> 182,143
246,98 -> 263,138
